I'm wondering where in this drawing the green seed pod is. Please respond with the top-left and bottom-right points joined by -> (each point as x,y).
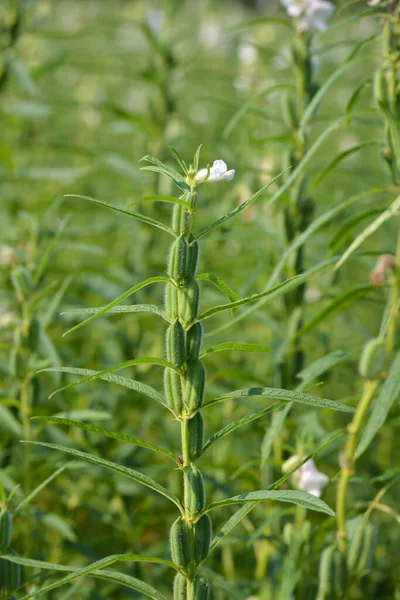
358,338 -> 386,380
166,320 -> 186,366
283,522 -> 295,546
170,517 -> 191,570
165,283 -> 179,320
318,545 -> 336,597
193,514 -> 212,564
186,234 -> 199,278
301,520 -> 312,544
168,235 -> 188,283
348,521 -> 376,576
9,349 -> 24,378
27,317 -> 41,352
173,573 -> 187,600
186,322 -> 203,363
332,546 -> 345,597
374,69 -> 390,111
193,576 -> 210,600
178,279 -> 200,327
10,267 -> 33,299
30,377 -> 41,407
172,204 -> 190,236
0,554 -> 21,598
281,92 -> 299,131
183,361 -> 205,413
0,511 -> 12,550
184,465 -> 205,516
164,368 -> 183,415
188,412 -> 204,460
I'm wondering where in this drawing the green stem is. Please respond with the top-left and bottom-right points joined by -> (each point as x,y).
336,380 -> 379,553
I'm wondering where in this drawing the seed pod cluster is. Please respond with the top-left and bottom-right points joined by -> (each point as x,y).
173,574 -> 210,600
347,521 -> 377,576
0,554 -> 21,600
318,545 -> 344,599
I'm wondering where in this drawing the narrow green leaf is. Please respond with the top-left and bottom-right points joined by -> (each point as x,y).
294,285 -> 376,340
195,170 -> 288,241
13,465 -> 68,515
313,141 -> 381,188
193,144 -> 202,171
41,276 -> 72,329
300,55 -> 372,132
139,154 -> 189,190
335,194 -> 400,271
4,553 -> 174,600
346,77 -> 371,122
204,387 -> 354,413
229,17 -> 294,31
203,402 -> 286,453
223,84 -> 292,139
329,208 -> 383,252
43,357 -> 178,400
167,146 -> 189,174
126,195 -> 190,209
62,303 -> 170,322
23,441 -> 183,512
267,186 -> 391,289
209,502 -> 258,553
200,342 -> 271,359
64,195 -> 175,237
356,351 -> 400,458
33,417 -> 179,465
33,217 -> 69,285
196,273 -> 239,314
261,404 -> 291,467
40,367 -> 168,410
62,276 -> 169,336
197,258 -> 337,323
199,489 -> 334,518
296,350 -> 351,389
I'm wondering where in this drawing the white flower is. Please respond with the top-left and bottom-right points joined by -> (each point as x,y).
281,0 -> 334,31
195,160 -> 235,184
238,42 -> 258,67
368,0 -> 380,5
296,459 -> 329,497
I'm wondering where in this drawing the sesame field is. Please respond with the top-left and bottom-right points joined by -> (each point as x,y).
0,1 -> 400,599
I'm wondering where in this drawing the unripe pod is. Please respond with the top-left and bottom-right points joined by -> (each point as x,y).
0,555 -> 21,598
173,573 -> 187,600
11,267 -> 33,299
168,235 -> 188,283
30,377 -> 41,407
165,283 -> 179,320
348,521 -> 376,576
164,368 -> 183,415
178,279 -> 199,327
9,349 -> 24,378
318,545 -> 336,597
170,517 -> 191,570
374,69 -> 390,111
27,317 -> 41,351
186,234 -> 199,278
172,204 -> 190,236
281,92 -> 299,131
358,338 -> 386,380
188,413 -> 204,460
193,576 -> 210,600
166,320 -> 186,366
332,546 -> 345,597
186,323 -> 203,363
183,361 -> 205,413
184,465 -> 205,516
0,511 -> 12,550
193,514 -> 212,564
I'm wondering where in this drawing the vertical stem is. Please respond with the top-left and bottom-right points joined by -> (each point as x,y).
336,380 -> 379,553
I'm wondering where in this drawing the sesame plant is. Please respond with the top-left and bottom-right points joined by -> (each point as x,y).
0,147 -> 357,600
